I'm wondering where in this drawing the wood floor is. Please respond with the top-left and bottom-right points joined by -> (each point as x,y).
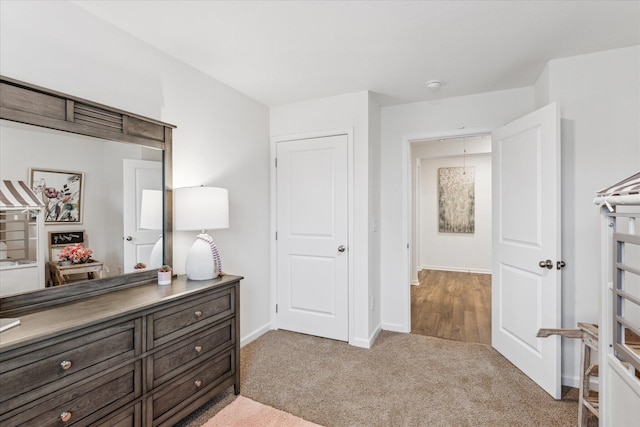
411,269 -> 491,345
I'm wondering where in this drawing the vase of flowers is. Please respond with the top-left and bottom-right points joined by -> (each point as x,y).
58,244 -> 93,265
157,265 -> 172,285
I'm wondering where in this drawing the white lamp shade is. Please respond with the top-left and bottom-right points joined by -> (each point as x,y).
175,186 -> 229,231
140,189 -> 163,230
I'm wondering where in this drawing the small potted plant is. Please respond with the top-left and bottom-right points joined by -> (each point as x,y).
134,262 -> 147,270
157,265 -> 172,285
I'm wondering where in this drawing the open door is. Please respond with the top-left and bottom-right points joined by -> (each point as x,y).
492,103 -> 562,399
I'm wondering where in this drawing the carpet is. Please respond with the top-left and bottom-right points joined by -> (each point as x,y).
178,330 -> 588,427
201,395 -> 323,427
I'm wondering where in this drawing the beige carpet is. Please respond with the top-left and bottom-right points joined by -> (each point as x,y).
178,330 -> 588,427
201,395 -> 322,427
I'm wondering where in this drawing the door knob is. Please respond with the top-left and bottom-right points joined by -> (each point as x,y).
338,245 -> 346,252
126,236 -> 133,241
538,259 -> 553,269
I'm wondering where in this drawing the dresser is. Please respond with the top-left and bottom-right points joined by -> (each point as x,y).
0,274 -> 241,427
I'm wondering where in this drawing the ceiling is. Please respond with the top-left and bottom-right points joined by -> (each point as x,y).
73,0 -> 640,107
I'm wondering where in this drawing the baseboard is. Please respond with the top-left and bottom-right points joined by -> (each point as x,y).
562,374 -> 599,392
381,322 -> 409,333
349,325 -> 382,349
419,265 -> 491,275
240,322 -> 271,347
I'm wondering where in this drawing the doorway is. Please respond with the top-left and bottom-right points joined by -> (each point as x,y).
409,135 -> 492,345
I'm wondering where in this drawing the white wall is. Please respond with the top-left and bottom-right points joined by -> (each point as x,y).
0,1 -> 271,344
537,46 -> 640,386
380,87 -> 535,332
270,91 -> 381,347
419,153 -> 491,273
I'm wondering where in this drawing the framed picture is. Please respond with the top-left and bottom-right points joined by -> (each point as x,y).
30,168 -> 84,224
438,167 -> 475,233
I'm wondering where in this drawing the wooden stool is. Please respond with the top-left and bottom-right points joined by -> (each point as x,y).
537,322 -> 599,426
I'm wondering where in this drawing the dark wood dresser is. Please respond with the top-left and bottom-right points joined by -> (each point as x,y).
0,275 -> 241,426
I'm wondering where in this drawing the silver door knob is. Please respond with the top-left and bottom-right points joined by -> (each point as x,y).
538,259 -> 553,269
338,245 -> 346,252
126,236 -> 133,241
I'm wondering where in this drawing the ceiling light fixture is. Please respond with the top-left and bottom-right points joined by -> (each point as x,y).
425,80 -> 442,92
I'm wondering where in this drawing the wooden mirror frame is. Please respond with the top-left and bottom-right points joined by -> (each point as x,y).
0,76 -> 175,316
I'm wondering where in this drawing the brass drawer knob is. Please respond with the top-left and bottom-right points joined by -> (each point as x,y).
60,360 -> 72,370
60,411 -> 72,422
194,380 -> 202,388
194,310 -> 203,318
194,345 -> 203,353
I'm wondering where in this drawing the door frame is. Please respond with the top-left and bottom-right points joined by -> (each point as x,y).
400,128 -> 494,333
270,128 -> 355,344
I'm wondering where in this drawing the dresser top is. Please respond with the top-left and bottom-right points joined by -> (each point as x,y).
0,274 -> 242,353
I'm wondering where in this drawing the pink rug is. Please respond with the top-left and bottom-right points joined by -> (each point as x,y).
201,396 -> 323,427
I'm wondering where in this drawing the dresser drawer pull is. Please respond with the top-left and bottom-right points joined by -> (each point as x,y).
194,380 -> 202,388
194,310 -> 203,318
60,411 -> 72,422
60,360 -> 73,370
194,345 -> 203,353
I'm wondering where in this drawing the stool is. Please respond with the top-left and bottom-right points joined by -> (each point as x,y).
537,322 -> 599,426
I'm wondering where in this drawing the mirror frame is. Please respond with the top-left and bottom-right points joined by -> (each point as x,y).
0,75 -> 175,316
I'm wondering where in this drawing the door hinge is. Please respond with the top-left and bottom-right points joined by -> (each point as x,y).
275,304 -> 278,313
275,231 -> 278,240
275,158 -> 277,168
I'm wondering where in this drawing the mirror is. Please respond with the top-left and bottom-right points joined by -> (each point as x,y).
0,76 -> 173,303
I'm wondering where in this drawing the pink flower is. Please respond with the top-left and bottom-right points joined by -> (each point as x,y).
58,244 -> 93,263
44,187 -> 59,199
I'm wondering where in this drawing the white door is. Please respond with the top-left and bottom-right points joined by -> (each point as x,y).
492,102 -> 562,399
123,159 -> 162,273
276,135 -> 349,341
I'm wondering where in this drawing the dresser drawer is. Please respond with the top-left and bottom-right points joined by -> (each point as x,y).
152,349 -> 234,424
4,362 -> 140,427
91,402 -> 141,427
151,319 -> 234,387
150,286 -> 234,347
0,320 -> 138,410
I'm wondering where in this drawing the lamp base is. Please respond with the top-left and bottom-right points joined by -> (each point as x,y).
185,233 -> 221,280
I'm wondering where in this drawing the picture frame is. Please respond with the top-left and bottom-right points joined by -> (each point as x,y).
30,168 -> 84,224
438,166 -> 475,234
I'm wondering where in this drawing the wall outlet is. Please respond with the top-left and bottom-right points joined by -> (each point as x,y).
118,266 -> 123,275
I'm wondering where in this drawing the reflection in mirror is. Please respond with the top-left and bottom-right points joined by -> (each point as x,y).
0,120 -> 163,296
139,189 -> 164,270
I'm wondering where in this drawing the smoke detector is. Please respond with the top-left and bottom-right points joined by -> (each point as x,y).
425,80 -> 442,91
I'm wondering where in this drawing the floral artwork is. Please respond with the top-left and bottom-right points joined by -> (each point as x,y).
58,243 -> 93,264
30,169 -> 83,224
438,167 -> 475,233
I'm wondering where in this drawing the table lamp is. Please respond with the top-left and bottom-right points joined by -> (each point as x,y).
139,189 -> 163,269
175,186 -> 229,280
